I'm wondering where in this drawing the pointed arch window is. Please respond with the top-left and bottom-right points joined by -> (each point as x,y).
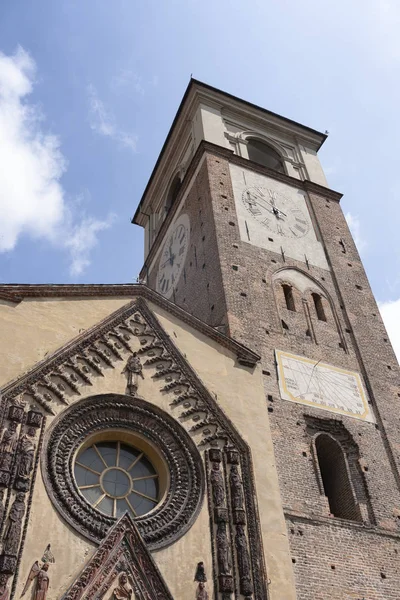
315,434 -> 361,522
247,139 -> 285,173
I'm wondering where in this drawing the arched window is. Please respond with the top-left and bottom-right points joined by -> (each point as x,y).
165,174 -> 182,214
247,139 -> 285,173
312,293 -> 327,322
315,434 -> 361,522
282,284 -> 296,311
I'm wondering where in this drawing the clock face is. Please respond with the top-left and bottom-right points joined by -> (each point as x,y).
276,349 -> 375,423
156,213 -> 190,299
242,186 -> 310,238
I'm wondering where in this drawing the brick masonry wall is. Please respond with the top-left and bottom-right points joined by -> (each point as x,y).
204,149 -> 400,598
147,157 -> 228,330
145,144 -> 400,598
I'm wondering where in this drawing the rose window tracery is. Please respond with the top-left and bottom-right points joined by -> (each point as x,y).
75,441 -> 159,518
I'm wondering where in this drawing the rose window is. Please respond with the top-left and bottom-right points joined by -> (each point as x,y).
74,441 -> 159,518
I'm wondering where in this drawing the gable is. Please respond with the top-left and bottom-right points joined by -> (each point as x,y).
61,514 -> 174,600
0,294 -> 272,600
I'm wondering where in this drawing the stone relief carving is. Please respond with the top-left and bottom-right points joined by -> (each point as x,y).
42,394 -> 204,550
0,423 -> 18,472
210,463 -> 225,508
195,582 -> 209,600
216,523 -> 231,576
62,514 -> 174,600
1,297 -> 267,600
112,573 -> 132,600
15,429 -> 36,492
2,493 -> 25,556
21,560 -> 51,600
0,575 -> 9,600
122,353 -> 144,396
229,465 -> 244,511
235,524 -> 252,597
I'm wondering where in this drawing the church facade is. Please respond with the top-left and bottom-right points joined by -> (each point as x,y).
0,80 -> 399,600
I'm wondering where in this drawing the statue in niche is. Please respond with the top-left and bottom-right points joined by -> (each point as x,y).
0,490 -> 5,525
2,493 -> 25,555
122,353 -> 143,395
0,423 -> 18,470
21,562 -> 50,600
235,524 -> 252,594
112,573 -> 132,599
210,462 -> 225,508
216,523 -> 231,575
195,582 -> 209,600
0,575 -> 9,600
229,465 -> 244,510
16,428 -> 36,480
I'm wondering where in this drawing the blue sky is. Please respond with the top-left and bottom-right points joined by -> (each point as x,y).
1,1 -> 400,353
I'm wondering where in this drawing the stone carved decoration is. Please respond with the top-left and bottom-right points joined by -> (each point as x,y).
21,561 -> 51,600
14,428 -> 36,492
63,513 -> 174,600
7,400 -> 25,424
0,575 -> 10,600
122,353 -> 143,396
194,561 -> 207,582
1,493 -> 25,556
112,573 -> 132,600
229,465 -> 244,511
0,491 -> 5,528
196,582 -> 209,600
0,297 -> 267,600
0,423 -> 18,472
216,523 -> 231,576
235,524 -> 253,596
42,394 -> 204,550
210,463 -> 225,508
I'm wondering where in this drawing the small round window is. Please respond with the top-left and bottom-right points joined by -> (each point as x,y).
74,441 -> 159,518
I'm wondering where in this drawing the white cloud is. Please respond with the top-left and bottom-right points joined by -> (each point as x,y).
87,84 -> 137,151
379,299 -> 400,361
345,212 -> 367,254
0,47 -> 114,275
65,213 -> 116,276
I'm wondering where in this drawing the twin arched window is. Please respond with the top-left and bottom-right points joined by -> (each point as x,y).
247,138 -> 285,174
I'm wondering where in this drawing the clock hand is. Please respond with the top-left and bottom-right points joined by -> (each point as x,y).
160,256 -> 173,269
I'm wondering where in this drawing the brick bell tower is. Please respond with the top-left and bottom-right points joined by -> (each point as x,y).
133,80 -> 400,599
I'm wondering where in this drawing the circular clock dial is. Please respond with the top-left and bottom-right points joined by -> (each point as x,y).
157,213 -> 190,298
242,186 -> 310,238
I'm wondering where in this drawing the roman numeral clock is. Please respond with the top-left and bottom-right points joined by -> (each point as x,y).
229,164 -> 329,270
156,213 -> 190,299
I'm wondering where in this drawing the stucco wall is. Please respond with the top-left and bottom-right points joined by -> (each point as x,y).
2,295 -> 296,600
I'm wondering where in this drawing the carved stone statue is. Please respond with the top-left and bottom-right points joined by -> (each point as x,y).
210,462 -> 225,508
216,523 -> 231,575
0,490 -> 5,525
112,573 -> 132,599
196,582 -> 208,600
0,423 -> 18,470
194,561 -> 207,582
17,429 -> 36,479
0,575 -> 9,600
122,354 -> 144,395
235,524 -> 252,594
229,465 -> 244,510
21,562 -> 50,600
2,493 -> 25,555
